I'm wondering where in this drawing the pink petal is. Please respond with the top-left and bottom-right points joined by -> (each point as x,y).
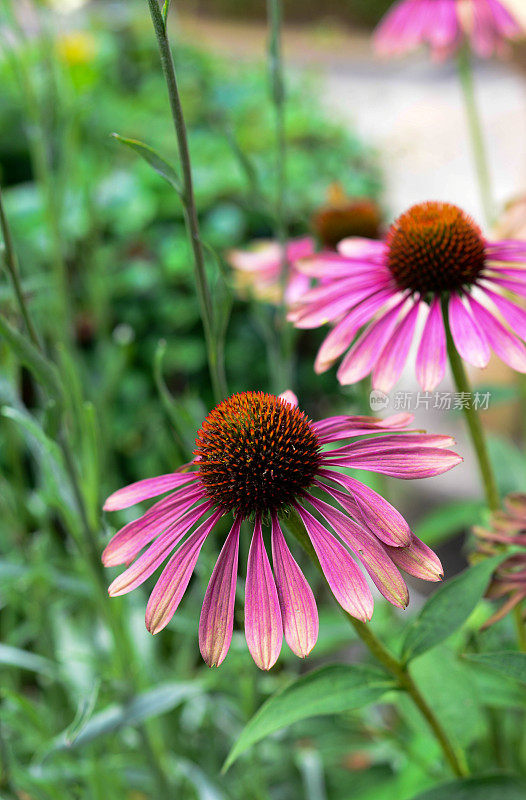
482,287 -> 526,340
279,390 -> 298,407
337,297 -> 408,386
102,483 -> 207,567
326,447 -> 463,479
317,470 -> 411,547
383,534 -> 443,581
314,288 -> 396,373
468,295 -> 526,372
146,509 -> 224,634
295,505 -> 373,621
306,495 -> 409,609
245,518 -> 283,670
199,516 -> 241,667
271,514 -> 318,658
313,412 -> 414,439
104,472 -> 197,511
372,302 -> 420,392
416,297 -> 446,390
107,501 -> 213,596
325,433 -> 456,459
448,293 -> 490,368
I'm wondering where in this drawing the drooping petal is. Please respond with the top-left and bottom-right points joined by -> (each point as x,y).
383,534 -> 443,581
271,514 -> 318,658
199,516 -> 241,667
108,501 -> 213,596
295,504 -> 373,621
325,433 -> 456,459
325,447 -> 463,479
313,412 -> 414,440
314,288 -> 396,373
316,470 -> 411,547
482,287 -> 526,339
306,495 -> 409,609
146,509 -> 224,634
372,301 -> 420,392
102,483 -> 208,567
245,517 -> 283,670
448,293 -> 490,368
468,295 -> 526,372
104,472 -> 197,511
337,297 -> 408,385
416,297 -> 446,390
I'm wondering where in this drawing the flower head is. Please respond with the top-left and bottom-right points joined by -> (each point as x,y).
472,493 -> 526,628
311,185 -> 382,249
289,201 -> 526,391
227,237 -> 313,305
103,391 -> 460,669
373,0 -> 523,60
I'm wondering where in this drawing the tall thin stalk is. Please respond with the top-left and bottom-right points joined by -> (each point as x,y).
441,297 -> 500,512
0,191 -> 172,796
146,0 -> 227,403
457,46 -> 494,227
266,0 -> 294,391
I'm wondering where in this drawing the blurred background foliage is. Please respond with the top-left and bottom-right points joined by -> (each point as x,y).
0,2 -> 525,800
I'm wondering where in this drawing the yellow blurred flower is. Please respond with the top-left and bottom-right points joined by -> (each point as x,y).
56,30 -> 97,66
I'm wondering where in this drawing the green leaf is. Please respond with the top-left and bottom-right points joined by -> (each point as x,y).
464,652 -> 526,685
401,555 -> 507,663
112,134 -> 182,195
0,644 -> 58,678
415,501 -> 484,546
53,682 -> 200,749
223,664 -> 395,771
0,313 -> 62,400
410,775 -> 526,800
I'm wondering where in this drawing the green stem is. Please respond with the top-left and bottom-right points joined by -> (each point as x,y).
284,511 -> 469,778
0,185 -> 41,349
514,603 -> 526,653
0,193 -> 172,795
146,0 -> 226,403
266,0 -> 293,391
457,46 -> 494,227
442,297 -> 500,511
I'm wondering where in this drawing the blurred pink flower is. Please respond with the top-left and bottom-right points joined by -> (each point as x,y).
373,0 -> 522,60
227,237 -> 313,305
103,391 -> 460,669
289,201 -> 526,391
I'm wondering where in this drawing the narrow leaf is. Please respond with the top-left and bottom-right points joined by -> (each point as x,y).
112,134 -> 181,195
0,644 -> 58,678
223,664 -> 395,770
464,652 -> 526,685
54,682 -> 200,749
401,555 -> 507,663
0,313 -> 62,399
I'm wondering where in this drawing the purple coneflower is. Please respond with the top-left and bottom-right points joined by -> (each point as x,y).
373,0 -> 523,60
289,201 -> 526,391
227,237 -> 313,305
473,493 -> 526,628
103,391 -> 460,669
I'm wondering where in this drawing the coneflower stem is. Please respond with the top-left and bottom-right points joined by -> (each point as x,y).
285,511 -> 469,778
442,297 -> 500,512
457,46 -> 494,227
267,0 -> 294,391
513,605 -> 526,653
146,0 -> 227,403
